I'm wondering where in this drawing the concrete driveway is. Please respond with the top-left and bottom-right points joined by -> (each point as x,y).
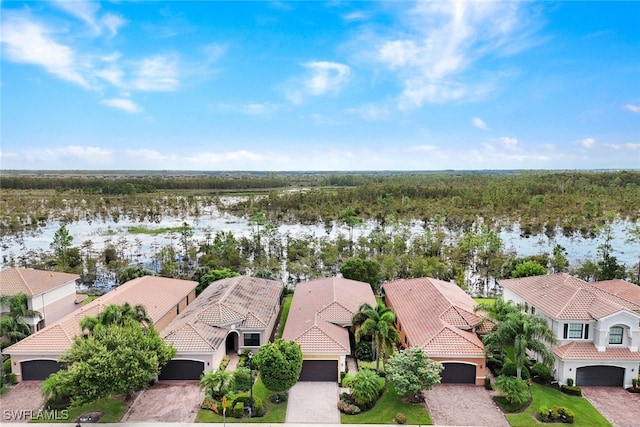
423,384 -> 509,427
0,382 -> 45,423
582,387 -> 640,427
121,381 -> 204,423
286,382 -> 340,423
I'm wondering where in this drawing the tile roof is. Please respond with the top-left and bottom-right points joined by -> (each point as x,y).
5,276 -> 197,354
553,341 -> 640,360
162,276 -> 283,353
1,268 -> 79,297
383,277 -> 485,357
499,273 -> 640,320
282,277 -> 376,355
590,279 -> 640,307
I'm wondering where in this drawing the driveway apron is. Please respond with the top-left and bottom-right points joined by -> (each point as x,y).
423,384 -> 510,427
285,382 -> 340,423
121,381 -> 204,423
582,386 -> 640,427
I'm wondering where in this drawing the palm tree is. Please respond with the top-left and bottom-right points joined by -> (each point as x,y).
483,309 -> 558,379
199,369 -> 231,400
0,293 -> 41,344
352,301 -> 400,372
81,303 -> 152,336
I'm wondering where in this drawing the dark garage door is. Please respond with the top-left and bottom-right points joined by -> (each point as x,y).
440,362 -> 476,384
158,360 -> 205,380
21,360 -> 60,380
299,360 -> 338,382
576,366 -> 624,387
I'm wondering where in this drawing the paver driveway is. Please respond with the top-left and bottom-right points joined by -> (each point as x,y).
121,381 -> 204,422
423,384 -> 509,427
582,387 -> 640,427
286,382 -> 340,423
0,382 -> 45,423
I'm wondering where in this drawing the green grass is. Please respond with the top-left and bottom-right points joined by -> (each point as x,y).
341,384 -> 432,424
0,385 -> 10,397
473,297 -> 496,306
195,377 -> 287,423
126,225 -> 184,235
275,295 -> 293,339
504,383 -> 611,427
82,295 -> 99,305
357,360 -> 385,372
30,396 -> 129,423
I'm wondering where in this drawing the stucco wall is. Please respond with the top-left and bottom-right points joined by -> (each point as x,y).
555,358 -> 638,388
432,356 -> 486,386
9,354 -> 61,381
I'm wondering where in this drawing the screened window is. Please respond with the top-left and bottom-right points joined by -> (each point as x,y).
568,323 -> 584,339
609,327 -> 623,345
243,333 -> 260,347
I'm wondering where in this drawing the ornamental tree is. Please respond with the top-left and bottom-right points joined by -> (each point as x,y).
252,339 -> 302,393
385,347 -> 443,401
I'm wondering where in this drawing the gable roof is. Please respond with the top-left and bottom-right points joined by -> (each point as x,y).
383,277 -> 485,357
1,268 -> 79,297
162,276 -> 283,353
553,341 -> 640,360
499,273 -> 640,320
5,276 -> 197,354
589,279 -> 640,307
282,277 -> 376,355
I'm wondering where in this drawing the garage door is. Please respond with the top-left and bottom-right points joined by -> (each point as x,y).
299,360 -> 338,382
576,366 -> 624,387
21,360 -> 60,380
158,360 -> 205,380
440,362 -> 476,384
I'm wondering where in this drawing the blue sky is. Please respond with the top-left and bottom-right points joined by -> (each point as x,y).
1,1 -> 639,171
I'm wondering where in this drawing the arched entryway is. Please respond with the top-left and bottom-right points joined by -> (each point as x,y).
225,331 -> 239,354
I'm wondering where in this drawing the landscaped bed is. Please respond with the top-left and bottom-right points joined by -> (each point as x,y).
340,384 -> 432,425
502,382 -> 611,427
195,378 -> 287,423
29,396 -> 129,423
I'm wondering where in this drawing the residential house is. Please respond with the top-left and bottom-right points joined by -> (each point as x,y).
282,277 -> 376,382
4,275 -> 196,381
1,268 -> 81,332
500,273 -> 640,387
159,276 -> 283,380
384,277 -> 491,385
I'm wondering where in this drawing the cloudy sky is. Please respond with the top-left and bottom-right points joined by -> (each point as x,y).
1,1 -> 639,171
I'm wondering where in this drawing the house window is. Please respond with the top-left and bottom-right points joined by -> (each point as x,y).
609,327 -> 623,345
243,333 -> 260,347
564,323 -> 588,339
531,307 -> 536,315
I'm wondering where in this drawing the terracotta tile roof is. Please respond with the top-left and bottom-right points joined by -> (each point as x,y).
5,276 -> 197,354
590,279 -> 640,307
282,277 -> 376,355
553,341 -> 640,360
499,273 -> 640,320
161,276 -> 283,353
383,277 -> 485,358
1,268 -> 79,297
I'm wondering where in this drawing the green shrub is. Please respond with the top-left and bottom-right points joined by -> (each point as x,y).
337,399 -> 361,415
219,355 -> 230,371
538,405 -> 550,422
394,412 -> 407,424
232,401 -> 244,418
632,378 -> 638,388
8,373 -> 17,385
495,375 -> 529,406
501,362 -> 530,380
563,408 -> 575,423
229,367 -> 251,392
232,393 -> 264,417
566,378 -> 574,386
2,359 -> 11,374
560,384 -> 582,396
531,362 -> 552,382
355,341 -> 375,362
484,377 -> 492,390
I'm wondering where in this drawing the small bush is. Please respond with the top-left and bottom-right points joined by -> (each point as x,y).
484,377 -> 492,390
566,378 -> 574,387
632,378 -> 638,388
538,405 -> 550,422
563,408 -> 575,423
531,362 -> 552,382
355,341 -> 375,362
7,373 -> 17,385
232,401 -> 244,418
394,412 -> 407,424
2,359 -> 11,374
232,393 -> 264,417
337,399 -> 361,415
501,362 -> 531,380
219,355 -> 230,371
560,385 -> 582,396
229,367 -> 251,392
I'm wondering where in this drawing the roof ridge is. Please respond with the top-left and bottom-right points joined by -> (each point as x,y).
219,276 -> 240,304
296,322 -> 349,352
245,311 -> 267,327
557,286 -> 585,317
188,322 -> 215,349
15,268 -> 34,295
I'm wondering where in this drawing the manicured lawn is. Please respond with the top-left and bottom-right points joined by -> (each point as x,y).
0,385 -> 10,396
340,384 -> 432,424
473,297 -> 496,306
30,396 -> 129,423
276,295 -> 293,339
195,377 -> 287,423
83,295 -> 99,305
357,360 -> 385,372
504,383 -> 611,427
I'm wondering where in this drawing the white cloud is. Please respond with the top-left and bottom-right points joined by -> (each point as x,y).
409,145 -> 437,152
579,138 -> 595,148
202,43 -> 227,62
52,0 -> 101,31
472,117 -> 490,130
302,61 -> 351,95
241,103 -> 282,116
132,56 -> 179,91
624,104 -> 640,113
348,103 -> 391,121
0,16 -> 91,88
101,98 -> 142,114
499,137 -> 518,149
101,13 -> 127,37
372,1 -> 540,106
343,11 -> 370,22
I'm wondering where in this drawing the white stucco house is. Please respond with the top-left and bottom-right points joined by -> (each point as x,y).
499,273 -> 640,388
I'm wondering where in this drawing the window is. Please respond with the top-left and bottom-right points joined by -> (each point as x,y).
243,333 -> 260,347
609,326 -> 623,345
531,307 -> 536,315
564,323 -> 589,339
